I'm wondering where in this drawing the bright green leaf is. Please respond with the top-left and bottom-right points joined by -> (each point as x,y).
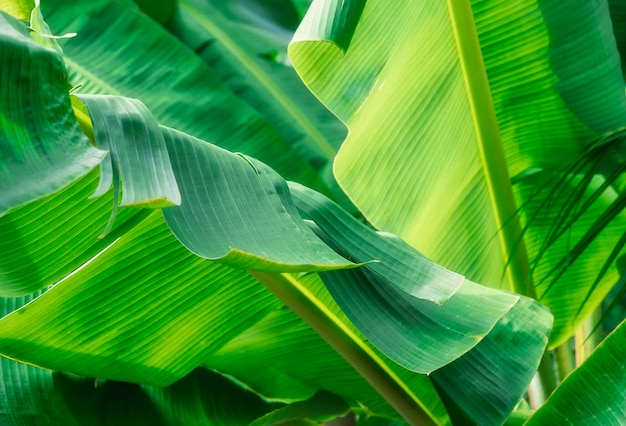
0,0 -> 33,21
527,320 -> 626,425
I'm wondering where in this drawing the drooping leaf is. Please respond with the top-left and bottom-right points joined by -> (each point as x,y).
206,270 -> 450,424
527,320 -> 626,425
289,182 -> 463,305
289,182 -> 520,373
289,0 -> 626,346
0,11 -> 104,215
0,170 -> 447,423
287,182 -> 552,424
161,126 -> 353,271
430,296 -> 552,426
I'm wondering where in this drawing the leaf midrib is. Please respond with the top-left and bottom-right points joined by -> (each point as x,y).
446,0 -> 534,297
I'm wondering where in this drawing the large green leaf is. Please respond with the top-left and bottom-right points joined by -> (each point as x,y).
71,93 -> 352,271
0,11 -> 104,215
0,201 -> 448,423
289,0 -> 626,345
0,212 -> 274,386
527,319 -> 626,425
0,291 -> 279,426
290,182 -> 518,371
3,14 -> 445,418
207,271 -> 450,424
2,312 -> 285,425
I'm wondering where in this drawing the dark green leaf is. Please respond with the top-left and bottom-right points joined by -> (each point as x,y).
0,11 -> 104,215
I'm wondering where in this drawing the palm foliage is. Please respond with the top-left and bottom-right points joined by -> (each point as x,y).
0,0 -> 625,425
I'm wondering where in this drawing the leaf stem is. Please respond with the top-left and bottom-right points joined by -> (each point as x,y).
555,339 -> 576,382
446,0 -> 559,405
446,0 -> 534,299
535,349 -> 558,404
575,308 -> 603,366
250,271 -> 437,426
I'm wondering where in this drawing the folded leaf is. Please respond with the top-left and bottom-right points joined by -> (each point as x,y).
289,182 -> 520,373
431,296 -> 552,426
287,183 -> 552,423
161,126 -> 354,271
74,94 -> 181,208
289,182 -> 463,305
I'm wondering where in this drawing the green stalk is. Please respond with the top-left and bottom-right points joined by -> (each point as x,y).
535,350 -> 558,404
250,271 -> 438,426
575,308 -> 604,366
446,0 -> 558,401
446,0 -> 534,299
555,339 -> 576,381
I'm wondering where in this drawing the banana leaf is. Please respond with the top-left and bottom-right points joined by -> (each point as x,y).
289,0 -> 626,346
0,290 -> 281,426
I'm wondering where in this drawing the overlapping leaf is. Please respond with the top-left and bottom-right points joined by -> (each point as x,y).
288,183 -> 552,424
0,200 -> 448,423
0,10 -> 449,418
289,0 -> 626,347
290,183 -> 518,370
0,294 -> 278,426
